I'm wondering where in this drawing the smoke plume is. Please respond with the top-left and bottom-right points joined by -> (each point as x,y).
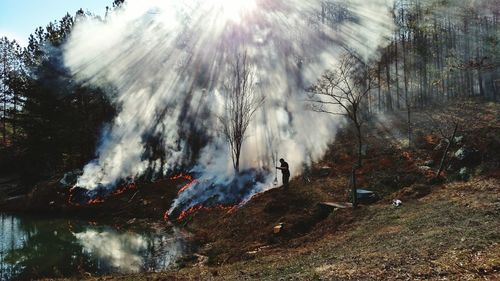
63,0 -> 394,211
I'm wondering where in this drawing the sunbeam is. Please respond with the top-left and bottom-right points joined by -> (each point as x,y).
64,0 -> 394,213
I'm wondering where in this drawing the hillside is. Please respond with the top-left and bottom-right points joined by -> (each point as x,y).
43,100 -> 500,280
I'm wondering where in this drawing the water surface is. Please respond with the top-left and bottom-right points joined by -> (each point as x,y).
0,213 -> 188,280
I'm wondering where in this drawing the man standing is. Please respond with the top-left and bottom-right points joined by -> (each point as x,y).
276,158 -> 290,188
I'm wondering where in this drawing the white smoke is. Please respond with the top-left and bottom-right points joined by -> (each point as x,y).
64,0 -> 394,207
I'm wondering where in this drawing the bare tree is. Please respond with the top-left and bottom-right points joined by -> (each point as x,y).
307,53 -> 375,207
219,51 -> 263,173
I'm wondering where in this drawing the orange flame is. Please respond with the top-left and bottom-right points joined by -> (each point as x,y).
177,205 -> 205,221
112,182 -> 137,196
177,181 -> 197,194
167,189 -> 269,221
68,182 -> 137,206
169,173 -> 193,181
169,173 -> 197,195
87,197 -> 105,205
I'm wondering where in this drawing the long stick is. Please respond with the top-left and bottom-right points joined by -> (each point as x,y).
273,152 -> 278,185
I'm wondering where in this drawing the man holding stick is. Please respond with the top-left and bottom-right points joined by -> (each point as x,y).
276,158 -> 290,188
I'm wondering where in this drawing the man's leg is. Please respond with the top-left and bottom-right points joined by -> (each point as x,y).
283,175 -> 289,188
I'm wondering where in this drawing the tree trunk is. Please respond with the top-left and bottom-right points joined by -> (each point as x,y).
477,47 -> 485,97
1,89 -> 5,145
1,49 -> 6,145
478,68 -> 485,97
351,166 -> 358,208
436,123 -> 458,178
407,106 -> 412,147
385,56 -> 393,111
378,63 -> 382,112
494,70 -> 498,101
421,41 -> 428,107
402,31 -> 412,147
12,87 -> 16,138
356,124 -> 363,168
394,34 -> 400,110
234,146 -> 241,173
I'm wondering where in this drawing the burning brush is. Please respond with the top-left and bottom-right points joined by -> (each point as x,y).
166,169 -> 271,222
68,182 -> 137,206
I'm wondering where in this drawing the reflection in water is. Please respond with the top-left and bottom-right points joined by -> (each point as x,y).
0,213 -> 188,280
75,229 -> 147,272
0,214 -> 30,281
75,227 -> 185,273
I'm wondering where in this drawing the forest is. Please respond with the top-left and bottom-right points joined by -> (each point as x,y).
1,0 -> 498,182
0,0 -> 499,280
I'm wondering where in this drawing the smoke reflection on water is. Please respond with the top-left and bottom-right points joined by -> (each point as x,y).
0,213 -> 189,280
74,227 -> 186,273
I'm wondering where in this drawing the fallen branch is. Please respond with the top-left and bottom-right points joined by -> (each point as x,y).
128,190 -> 140,203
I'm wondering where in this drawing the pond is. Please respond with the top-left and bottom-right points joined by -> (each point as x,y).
0,213 -> 190,280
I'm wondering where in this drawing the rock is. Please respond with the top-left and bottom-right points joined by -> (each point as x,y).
194,254 -> 209,267
453,147 -> 481,167
392,199 -> 402,207
454,147 -> 467,160
454,135 -> 464,144
200,243 -> 214,252
356,189 -> 379,203
459,167 -> 470,181
318,166 -> 331,177
418,166 -> 432,172
273,223 -> 284,234
424,159 -> 435,166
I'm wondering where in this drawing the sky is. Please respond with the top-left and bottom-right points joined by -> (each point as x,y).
0,0 -> 108,46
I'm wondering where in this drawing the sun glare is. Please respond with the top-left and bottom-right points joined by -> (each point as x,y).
216,0 -> 257,23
